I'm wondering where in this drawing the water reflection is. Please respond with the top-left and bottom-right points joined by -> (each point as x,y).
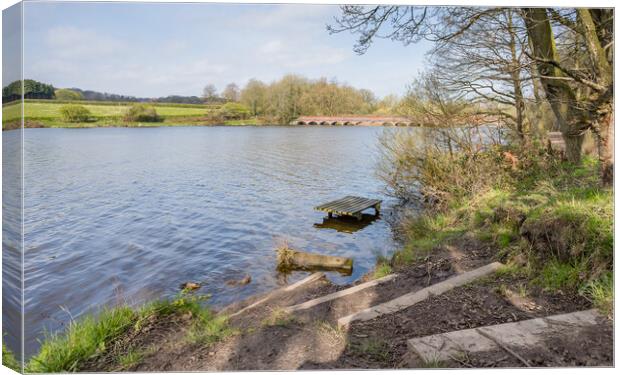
277,265 -> 353,277
314,213 -> 380,234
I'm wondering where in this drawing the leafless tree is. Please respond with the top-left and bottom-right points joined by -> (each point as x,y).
202,84 -> 218,103
222,83 -> 240,102
331,5 -> 614,181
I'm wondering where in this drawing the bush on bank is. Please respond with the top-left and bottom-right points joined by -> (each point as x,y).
123,104 -> 162,122
216,102 -> 251,120
59,104 -> 91,123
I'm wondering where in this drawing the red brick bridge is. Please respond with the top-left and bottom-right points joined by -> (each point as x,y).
292,116 -> 418,126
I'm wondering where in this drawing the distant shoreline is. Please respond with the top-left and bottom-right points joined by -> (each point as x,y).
2,119 -> 408,131
2,99 -> 413,131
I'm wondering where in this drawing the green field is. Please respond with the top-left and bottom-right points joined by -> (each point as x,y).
2,100 -> 211,123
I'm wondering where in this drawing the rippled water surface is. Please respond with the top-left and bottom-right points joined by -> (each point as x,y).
8,126 -> 408,356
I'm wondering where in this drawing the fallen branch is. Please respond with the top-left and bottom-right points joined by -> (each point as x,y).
475,328 -> 531,367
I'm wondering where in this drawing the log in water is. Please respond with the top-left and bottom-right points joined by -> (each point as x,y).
278,249 -> 353,275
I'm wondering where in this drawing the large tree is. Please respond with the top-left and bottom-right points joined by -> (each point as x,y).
430,8 -> 531,143
202,84 -> 219,103
221,83 -> 240,102
331,6 -> 614,179
523,8 -> 613,177
240,79 -> 268,116
330,7 -> 532,143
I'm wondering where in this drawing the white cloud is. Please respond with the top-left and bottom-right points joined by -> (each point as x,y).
228,4 -> 334,31
24,3 -> 419,98
259,40 -> 283,55
45,26 -> 128,60
255,39 -> 348,69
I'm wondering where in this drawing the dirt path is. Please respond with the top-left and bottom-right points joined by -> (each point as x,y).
84,236 -> 613,371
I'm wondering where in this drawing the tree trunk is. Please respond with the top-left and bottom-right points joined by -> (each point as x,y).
507,10 -> 527,143
598,109 -> 614,185
577,9 -> 612,87
576,9 -> 613,182
522,8 -> 586,163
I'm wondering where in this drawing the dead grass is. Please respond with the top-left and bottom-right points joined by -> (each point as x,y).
262,308 -> 296,327
275,240 -> 296,270
315,320 -> 345,345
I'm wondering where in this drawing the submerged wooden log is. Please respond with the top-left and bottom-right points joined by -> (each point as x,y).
277,247 -> 353,274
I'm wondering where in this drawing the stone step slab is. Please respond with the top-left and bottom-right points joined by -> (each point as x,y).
228,272 -> 324,318
337,262 -> 504,328
284,273 -> 398,313
407,309 -> 602,364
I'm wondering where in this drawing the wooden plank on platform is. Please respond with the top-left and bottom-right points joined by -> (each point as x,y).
315,195 -> 382,219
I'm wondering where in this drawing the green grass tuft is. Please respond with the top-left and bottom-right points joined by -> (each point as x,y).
373,262 -> 392,279
186,311 -> 234,345
27,306 -> 135,373
348,338 -> 391,362
420,357 -> 445,368
27,294 -> 230,372
261,308 -> 296,327
583,272 -> 613,316
538,260 -> 587,291
3,343 -> 20,372
117,349 -> 144,369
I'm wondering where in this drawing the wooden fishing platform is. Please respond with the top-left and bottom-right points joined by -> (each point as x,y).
315,195 -> 382,220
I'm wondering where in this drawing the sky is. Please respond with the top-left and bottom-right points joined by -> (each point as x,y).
13,1 -> 432,98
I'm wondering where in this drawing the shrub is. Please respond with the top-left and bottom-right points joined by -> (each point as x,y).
123,104 -> 161,122
59,105 -> 91,122
217,102 -> 250,120
377,128 -> 511,208
55,89 -> 83,101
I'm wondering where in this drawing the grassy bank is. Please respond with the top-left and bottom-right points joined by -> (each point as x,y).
2,100 -> 269,129
3,343 -> 20,371
24,294 -> 232,372
381,145 -> 613,315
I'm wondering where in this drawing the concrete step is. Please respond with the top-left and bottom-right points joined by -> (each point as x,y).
337,262 -> 504,328
228,272 -> 324,318
407,309 -> 603,365
284,273 -> 398,313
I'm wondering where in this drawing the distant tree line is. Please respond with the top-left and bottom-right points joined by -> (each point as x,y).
204,75 -> 394,124
3,80 -> 207,105
68,89 -> 205,104
2,79 -> 55,102
4,77 -> 402,125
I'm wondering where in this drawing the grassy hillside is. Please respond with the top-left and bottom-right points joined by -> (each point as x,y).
2,100 -> 216,126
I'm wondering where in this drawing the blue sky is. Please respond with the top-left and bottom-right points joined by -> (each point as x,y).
19,1 -> 431,98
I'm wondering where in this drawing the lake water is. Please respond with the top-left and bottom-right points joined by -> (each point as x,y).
3,126 -> 408,357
